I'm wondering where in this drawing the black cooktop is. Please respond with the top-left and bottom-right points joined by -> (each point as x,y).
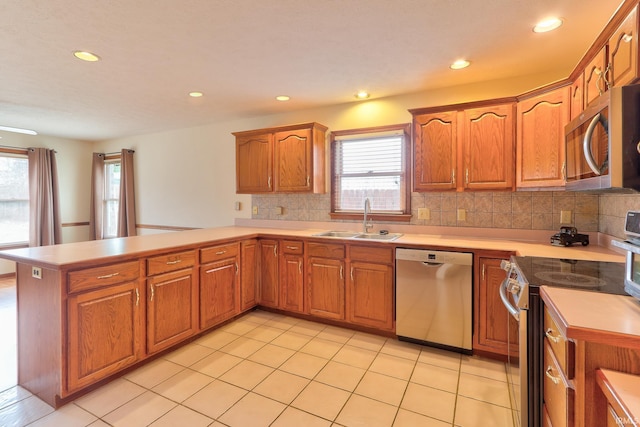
513,256 -> 627,295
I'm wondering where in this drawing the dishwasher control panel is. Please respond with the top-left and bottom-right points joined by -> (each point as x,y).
395,248 -> 472,265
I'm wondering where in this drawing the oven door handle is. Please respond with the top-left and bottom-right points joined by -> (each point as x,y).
499,278 -> 520,321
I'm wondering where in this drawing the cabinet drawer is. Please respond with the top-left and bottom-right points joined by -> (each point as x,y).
201,242 -> 239,263
68,261 -> 140,293
544,307 -> 574,378
544,340 -> 574,427
282,240 -> 304,255
147,250 -> 196,276
308,242 -> 345,258
349,245 -> 393,264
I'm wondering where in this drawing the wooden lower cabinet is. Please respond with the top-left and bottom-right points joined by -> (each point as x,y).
146,268 -> 198,354
280,253 -> 304,313
347,261 -> 393,330
200,257 -> 240,329
307,256 -> 345,320
240,239 -> 258,311
473,255 -> 519,357
259,239 -> 279,308
67,281 -> 142,392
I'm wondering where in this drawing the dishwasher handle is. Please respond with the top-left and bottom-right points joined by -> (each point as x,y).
499,278 -> 520,321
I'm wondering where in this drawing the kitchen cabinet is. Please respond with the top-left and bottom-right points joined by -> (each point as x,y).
234,122 -> 327,194
200,242 -> 240,329
516,86 -> 570,188
346,245 -> 393,331
584,47 -> 608,107
570,73 -> 584,120
596,369 -> 640,427
473,255 -> 519,357
543,306 -> 574,427
307,242 -> 345,320
280,240 -> 305,313
145,250 -> 198,354
67,278 -> 142,393
608,4 -> 639,88
412,110 -> 458,191
410,100 -> 515,192
259,239 -> 279,308
240,239 -> 258,311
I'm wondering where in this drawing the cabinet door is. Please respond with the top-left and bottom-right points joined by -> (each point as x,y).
67,281 -> 142,392
516,87 -> 570,188
240,239 -> 258,311
200,257 -> 239,329
473,258 -> 519,357
274,128 -> 313,192
236,133 -> 273,193
570,73 -> 585,120
608,5 -> 638,87
584,48 -> 608,107
147,268 -> 198,354
307,257 -> 345,320
413,111 -> 458,191
462,104 -> 515,190
280,254 -> 304,313
347,261 -> 393,330
259,240 -> 279,307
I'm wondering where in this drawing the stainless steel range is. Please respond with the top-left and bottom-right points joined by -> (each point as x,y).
499,256 -> 626,427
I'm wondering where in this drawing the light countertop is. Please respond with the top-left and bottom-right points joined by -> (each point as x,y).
0,225 -> 625,269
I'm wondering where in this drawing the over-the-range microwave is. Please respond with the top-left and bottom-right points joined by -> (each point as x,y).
564,84 -> 640,192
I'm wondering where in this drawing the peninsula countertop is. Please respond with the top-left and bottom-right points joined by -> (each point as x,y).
0,225 -> 625,270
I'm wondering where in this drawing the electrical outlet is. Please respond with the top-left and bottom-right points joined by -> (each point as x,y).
275,206 -> 283,215
32,266 -> 42,279
560,210 -> 572,224
457,208 -> 466,222
252,205 -> 258,215
417,208 -> 430,220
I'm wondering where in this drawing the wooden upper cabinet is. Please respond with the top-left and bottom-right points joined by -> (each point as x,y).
234,122 -> 327,194
608,4 -> 639,88
516,87 -> 570,188
570,73 -> 585,120
413,111 -> 458,191
584,47 -> 608,107
462,103 -> 515,190
235,133 -> 273,193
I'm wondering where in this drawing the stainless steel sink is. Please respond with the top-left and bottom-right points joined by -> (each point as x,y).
353,233 -> 403,241
311,231 -> 360,238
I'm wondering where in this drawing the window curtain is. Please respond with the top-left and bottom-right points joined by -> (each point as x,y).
28,148 -> 62,247
117,149 -> 136,237
89,153 -> 105,240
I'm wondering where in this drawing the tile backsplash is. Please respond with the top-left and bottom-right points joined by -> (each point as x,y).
252,192 -> 640,239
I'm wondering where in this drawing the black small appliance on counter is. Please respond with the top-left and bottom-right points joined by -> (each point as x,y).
550,226 -> 589,247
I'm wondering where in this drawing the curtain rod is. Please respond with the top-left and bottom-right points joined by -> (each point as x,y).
0,145 -> 57,153
102,149 -> 135,156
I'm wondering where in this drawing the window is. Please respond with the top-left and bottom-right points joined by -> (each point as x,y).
103,158 -> 121,238
0,150 -> 29,246
330,124 -> 411,220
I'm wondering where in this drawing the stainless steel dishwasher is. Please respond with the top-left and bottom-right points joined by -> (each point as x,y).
395,248 -> 473,353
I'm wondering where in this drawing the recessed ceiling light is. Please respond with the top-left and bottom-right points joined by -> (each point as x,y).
189,92 -> 204,98
533,17 -> 563,33
0,125 -> 38,135
355,91 -> 370,100
450,59 -> 470,70
73,51 -> 100,62
276,95 -> 290,101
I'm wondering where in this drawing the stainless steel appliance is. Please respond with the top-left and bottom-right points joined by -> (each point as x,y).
395,248 -> 473,353
564,83 -> 640,192
500,256 -> 626,427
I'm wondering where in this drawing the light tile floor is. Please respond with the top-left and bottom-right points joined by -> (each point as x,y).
0,277 -> 516,427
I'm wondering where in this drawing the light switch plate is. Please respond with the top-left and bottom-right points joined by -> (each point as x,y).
560,210 -> 572,224
252,205 -> 258,215
417,208 -> 430,220
457,209 -> 466,221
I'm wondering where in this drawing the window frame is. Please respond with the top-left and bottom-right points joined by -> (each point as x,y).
0,147 -> 30,249
329,123 -> 412,222
102,154 -> 121,239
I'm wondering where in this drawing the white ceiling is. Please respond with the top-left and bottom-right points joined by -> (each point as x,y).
0,0 -> 624,141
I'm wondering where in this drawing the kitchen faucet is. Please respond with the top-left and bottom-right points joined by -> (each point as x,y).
363,198 -> 373,233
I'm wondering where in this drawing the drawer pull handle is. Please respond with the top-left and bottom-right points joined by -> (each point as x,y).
545,366 -> 560,385
545,328 -> 561,343
166,259 -> 182,265
97,272 -> 119,279
286,246 -> 298,250
215,250 -> 226,255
